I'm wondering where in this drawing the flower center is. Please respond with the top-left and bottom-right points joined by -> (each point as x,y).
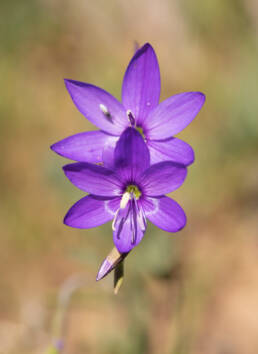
119,184 -> 141,209
126,184 -> 141,199
112,184 -> 147,246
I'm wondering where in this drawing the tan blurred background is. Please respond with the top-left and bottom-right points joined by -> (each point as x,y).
1,0 -> 258,353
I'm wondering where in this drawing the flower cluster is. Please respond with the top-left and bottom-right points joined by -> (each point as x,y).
51,43 -> 205,282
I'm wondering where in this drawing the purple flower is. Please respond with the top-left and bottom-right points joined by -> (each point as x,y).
51,43 -> 205,166
63,127 -> 187,254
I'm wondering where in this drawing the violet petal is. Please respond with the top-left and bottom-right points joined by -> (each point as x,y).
51,130 -> 117,163
113,201 -> 145,253
142,196 -> 186,232
140,161 -> 187,196
63,162 -> 122,196
114,127 -> 150,180
65,79 -> 128,135
64,195 -> 120,229
146,92 -> 205,139
122,43 -> 160,125
102,137 -> 119,169
147,137 -> 194,165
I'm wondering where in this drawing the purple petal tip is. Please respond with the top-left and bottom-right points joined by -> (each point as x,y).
96,258 -> 113,281
50,142 -> 59,153
141,42 -> 154,50
64,78 -> 78,91
135,42 -> 155,57
50,143 -> 55,151
64,78 -> 70,87
142,42 -> 151,48
197,91 -> 206,103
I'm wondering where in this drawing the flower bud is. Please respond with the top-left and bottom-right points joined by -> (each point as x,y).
96,247 -> 128,281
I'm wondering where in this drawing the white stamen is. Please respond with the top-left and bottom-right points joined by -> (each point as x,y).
120,192 -> 130,209
137,208 -> 147,231
112,209 -> 119,231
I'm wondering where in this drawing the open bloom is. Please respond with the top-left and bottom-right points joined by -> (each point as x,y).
51,43 -> 205,166
63,127 -> 187,254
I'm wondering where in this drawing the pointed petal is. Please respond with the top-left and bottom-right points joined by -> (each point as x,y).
113,200 -> 146,253
51,131 -> 118,163
63,162 -> 122,196
147,137 -> 194,165
64,195 -> 120,229
114,127 -> 150,180
65,79 -> 128,135
145,92 -> 205,139
113,213 -> 145,253
142,196 -> 186,232
140,161 -> 187,196
122,43 -> 160,125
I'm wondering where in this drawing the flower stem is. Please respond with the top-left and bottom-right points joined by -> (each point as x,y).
114,261 -> 124,294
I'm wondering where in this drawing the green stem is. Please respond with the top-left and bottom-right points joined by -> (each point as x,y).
114,261 -> 124,294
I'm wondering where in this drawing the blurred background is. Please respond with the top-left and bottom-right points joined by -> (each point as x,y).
1,0 -> 258,353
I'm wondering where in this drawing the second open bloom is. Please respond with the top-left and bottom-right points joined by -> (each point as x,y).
51,43 -> 205,166
63,127 -> 187,253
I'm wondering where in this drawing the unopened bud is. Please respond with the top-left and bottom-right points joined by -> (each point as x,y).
96,247 -> 128,281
